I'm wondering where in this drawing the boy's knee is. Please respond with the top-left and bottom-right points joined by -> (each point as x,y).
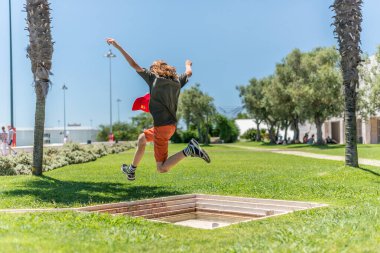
156,163 -> 168,173
137,134 -> 146,148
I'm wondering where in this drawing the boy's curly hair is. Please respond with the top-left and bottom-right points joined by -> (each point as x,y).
150,60 -> 178,80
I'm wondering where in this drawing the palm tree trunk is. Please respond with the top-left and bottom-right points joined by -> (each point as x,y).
332,0 -> 362,167
26,0 -> 53,175
32,85 -> 46,175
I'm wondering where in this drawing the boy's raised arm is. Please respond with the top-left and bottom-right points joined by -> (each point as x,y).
106,38 -> 144,72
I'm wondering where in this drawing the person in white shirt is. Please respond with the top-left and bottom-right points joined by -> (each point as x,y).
1,126 -> 8,156
7,125 -> 17,155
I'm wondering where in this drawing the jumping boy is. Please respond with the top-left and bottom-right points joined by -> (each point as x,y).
106,38 -> 210,181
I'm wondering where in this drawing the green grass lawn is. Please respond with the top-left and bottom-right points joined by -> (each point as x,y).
235,141 -> 380,160
1,144 -> 380,252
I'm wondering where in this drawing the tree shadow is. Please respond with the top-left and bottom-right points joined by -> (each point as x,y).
3,175 -> 183,206
254,142 -> 345,150
286,144 -> 345,150
358,167 -> 380,177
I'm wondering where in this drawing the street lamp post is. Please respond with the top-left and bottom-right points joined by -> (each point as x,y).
9,0 -> 14,127
105,49 -> 116,137
62,84 -> 68,141
116,98 -> 121,122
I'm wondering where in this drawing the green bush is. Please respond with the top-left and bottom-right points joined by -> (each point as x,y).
182,130 -> 198,143
0,157 -> 17,176
216,115 -> 240,143
0,143 -> 134,176
170,130 -> 183,143
241,128 -> 257,141
97,123 -> 139,141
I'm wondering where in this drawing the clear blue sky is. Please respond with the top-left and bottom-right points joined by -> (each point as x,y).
1,0 -> 379,128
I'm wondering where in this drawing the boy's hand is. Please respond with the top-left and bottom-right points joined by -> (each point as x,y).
106,38 -> 118,47
185,60 -> 193,77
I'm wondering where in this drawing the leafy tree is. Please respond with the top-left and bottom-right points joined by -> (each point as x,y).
97,122 -> 139,141
264,74 -> 294,143
26,0 -> 53,175
179,84 -> 216,144
237,78 -> 267,141
300,47 -> 343,145
332,0 -> 363,167
131,113 -> 153,130
275,49 -> 307,142
239,48 -> 343,145
358,46 -> 380,118
261,76 -> 281,144
235,112 -> 250,119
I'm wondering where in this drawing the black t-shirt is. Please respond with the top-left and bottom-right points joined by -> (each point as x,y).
138,69 -> 189,126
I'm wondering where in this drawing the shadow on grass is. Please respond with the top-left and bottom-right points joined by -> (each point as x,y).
287,144 -> 345,150
358,167 -> 380,177
4,175 -> 183,206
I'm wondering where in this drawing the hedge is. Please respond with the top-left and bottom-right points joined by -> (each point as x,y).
0,143 -> 134,176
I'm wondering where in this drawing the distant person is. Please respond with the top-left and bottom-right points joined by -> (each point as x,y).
7,126 -> 17,155
1,127 -> 8,156
107,38 -> 210,181
326,136 -> 338,144
307,134 -> 315,144
303,133 -> 309,143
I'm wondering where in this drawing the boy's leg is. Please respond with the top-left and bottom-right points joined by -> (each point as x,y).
121,129 -> 153,181
153,125 -> 178,173
156,138 -> 211,173
156,151 -> 186,173
131,133 -> 147,167
155,127 -> 210,173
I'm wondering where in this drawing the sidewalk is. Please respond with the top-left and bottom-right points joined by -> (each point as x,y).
227,145 -> 380,167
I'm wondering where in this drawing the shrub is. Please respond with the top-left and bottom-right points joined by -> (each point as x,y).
170,130 -> 183,143
216,115 -> 240,143
182,130 -> 198,143
241,128 -> 257,141
0,142 -> 134,176
0,157 -> 17,176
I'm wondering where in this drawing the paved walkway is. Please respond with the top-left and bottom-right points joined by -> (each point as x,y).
227,145 -> 380,167
0,208 -> 76,213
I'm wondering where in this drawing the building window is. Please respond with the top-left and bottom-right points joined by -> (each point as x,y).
43,133 -> 51,144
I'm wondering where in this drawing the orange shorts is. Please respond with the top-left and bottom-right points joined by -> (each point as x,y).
143,125 -> 176,162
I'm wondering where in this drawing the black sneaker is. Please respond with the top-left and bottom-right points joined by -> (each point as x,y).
187,138 -> 211,163
121,164 -> 135,181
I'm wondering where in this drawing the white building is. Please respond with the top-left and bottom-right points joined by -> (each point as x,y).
15,127 -> 99,146
299,55 -> 380,144
300,116 -> 380,144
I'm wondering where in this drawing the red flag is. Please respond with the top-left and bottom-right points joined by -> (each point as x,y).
132,93 -> 150,112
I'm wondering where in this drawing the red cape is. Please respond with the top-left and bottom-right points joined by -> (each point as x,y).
132,93 -> 150,113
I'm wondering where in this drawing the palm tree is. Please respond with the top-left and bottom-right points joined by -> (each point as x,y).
332,0 -> 362,167
26,0 -> 54,175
